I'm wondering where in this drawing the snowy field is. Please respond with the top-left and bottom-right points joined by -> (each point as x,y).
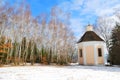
0,65 -> 120,80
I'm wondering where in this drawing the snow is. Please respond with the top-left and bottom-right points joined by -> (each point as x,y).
0,65 -> 120,80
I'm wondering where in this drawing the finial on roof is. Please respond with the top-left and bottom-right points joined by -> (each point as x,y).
86,24 -> 93,31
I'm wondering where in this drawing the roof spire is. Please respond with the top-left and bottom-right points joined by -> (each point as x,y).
86,24 -> 93,31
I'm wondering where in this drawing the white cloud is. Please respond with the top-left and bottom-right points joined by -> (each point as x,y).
82,0 -> 120,16
70,0 -> 85,10
58,0 -> 120,39
70,18 -> 85,39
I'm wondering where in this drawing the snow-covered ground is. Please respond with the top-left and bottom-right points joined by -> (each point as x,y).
0,65 -> 120,80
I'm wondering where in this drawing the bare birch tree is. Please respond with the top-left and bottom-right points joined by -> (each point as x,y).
95,17 -> 115,51
0,1 -> 75,65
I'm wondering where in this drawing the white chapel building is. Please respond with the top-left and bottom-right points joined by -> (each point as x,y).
77,25 -> 107,65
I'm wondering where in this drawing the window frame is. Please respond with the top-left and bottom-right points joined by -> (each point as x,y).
79,49 -> 83,57
98,48 -> 102,57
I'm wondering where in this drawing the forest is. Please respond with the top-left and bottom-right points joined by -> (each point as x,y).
0,1 -> 75,65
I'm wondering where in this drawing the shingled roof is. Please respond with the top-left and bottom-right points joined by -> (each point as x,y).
77,31 -> 104,43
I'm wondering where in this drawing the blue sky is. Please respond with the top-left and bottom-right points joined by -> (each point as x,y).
6,0 -> 120,39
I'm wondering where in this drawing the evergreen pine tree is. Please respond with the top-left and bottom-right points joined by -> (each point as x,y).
110,24 -> 120,65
